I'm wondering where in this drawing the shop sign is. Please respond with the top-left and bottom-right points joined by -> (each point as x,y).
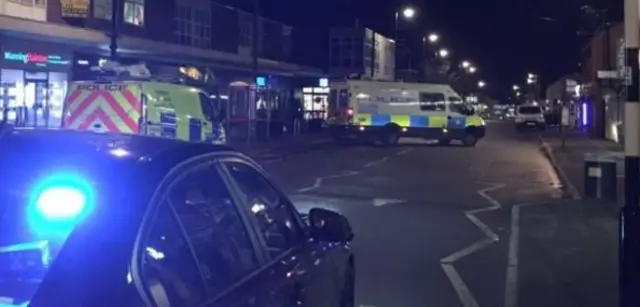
3,52 -> 71,67
61,0 -> 89,18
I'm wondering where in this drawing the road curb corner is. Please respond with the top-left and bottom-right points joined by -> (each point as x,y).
538,136 -> 581,200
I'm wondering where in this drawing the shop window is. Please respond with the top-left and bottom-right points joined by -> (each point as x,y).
48,72 -> 68,127
93,0 -> 113,20
124,0 -> 144,26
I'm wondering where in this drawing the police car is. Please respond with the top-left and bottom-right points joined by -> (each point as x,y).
0,127 -> 354,307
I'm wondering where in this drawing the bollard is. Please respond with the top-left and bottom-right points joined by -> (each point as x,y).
584,152 -> 618,202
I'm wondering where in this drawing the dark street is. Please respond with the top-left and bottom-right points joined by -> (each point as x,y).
239,121 -> 603,307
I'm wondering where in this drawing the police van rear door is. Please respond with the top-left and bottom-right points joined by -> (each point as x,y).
63,81 -> 143,134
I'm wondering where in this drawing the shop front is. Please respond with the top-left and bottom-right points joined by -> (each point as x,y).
0,40 -> 73,128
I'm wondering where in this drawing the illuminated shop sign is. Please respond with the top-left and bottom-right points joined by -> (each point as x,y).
3,52 -> 71,66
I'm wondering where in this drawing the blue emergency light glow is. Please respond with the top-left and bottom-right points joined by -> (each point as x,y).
256,76 -> 266,87
28,174 -> 94,236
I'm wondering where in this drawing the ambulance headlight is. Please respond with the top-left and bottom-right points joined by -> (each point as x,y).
29,174 -> 94,234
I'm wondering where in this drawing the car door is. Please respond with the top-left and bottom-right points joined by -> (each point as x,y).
219,159 -> 343,307
133,159 -> 266,307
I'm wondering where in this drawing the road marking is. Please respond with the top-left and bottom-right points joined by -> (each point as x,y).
440,182 -> 506,307
504,204 -> 521,307
372,198 -> 404,207
296,171 -> 360,193
363,157 -> 389,168
441,263 -> 480,307
441,237 -> 495,263
397,148 -> 414,155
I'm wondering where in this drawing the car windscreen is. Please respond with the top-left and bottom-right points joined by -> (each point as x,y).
518,106 -> 542,114
0,136 -> 142,306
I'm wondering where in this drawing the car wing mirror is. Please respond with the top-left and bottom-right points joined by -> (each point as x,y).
309,207 -> 354,242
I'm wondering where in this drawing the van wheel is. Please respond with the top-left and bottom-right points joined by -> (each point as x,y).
462,134 -> 477,147
380,127 -> 400,146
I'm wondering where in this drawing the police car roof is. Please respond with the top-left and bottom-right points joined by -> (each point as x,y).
0,128 -> 238,174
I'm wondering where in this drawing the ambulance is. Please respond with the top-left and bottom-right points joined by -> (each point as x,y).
62,62 -> 226,144
327,80 -> 486,146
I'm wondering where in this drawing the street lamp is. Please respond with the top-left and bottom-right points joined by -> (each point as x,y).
394,6 -> 417,47
478,81 -> 486,88
402,7 -> 416,19
468,66 -> 477,73
427,33 -> 439,43
513,85 -> 520,91
461,61 -> 471,68
438,48 -> 449,58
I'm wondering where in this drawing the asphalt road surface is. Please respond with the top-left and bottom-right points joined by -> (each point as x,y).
244,121 -> 576,307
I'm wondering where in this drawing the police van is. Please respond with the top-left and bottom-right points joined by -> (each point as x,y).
327,80 -> 486,146
62,62 -> 226,144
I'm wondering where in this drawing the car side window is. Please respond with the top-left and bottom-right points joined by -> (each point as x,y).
140,203 -> 207,307
419,92 -> 446,111
225,162 -> 305,259
169,165 -> 260,295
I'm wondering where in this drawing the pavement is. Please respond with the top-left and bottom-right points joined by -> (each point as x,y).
241,121 -> 617,307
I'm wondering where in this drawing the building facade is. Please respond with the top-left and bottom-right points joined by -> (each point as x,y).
580,22 -> 625,142
328,26 -> 395,81
0,0 -> 323,137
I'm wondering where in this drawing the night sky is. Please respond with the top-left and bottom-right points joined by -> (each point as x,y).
224,0 -> 622,101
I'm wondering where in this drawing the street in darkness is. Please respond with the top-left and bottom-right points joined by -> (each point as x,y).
245,121 -> 600,307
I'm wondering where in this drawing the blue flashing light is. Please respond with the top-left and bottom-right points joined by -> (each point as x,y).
256,76 -> 266,87
28,173 -> 94,237
36,187 -> 86,220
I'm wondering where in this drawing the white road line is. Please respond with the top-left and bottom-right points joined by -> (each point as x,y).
397,148 -> 414,155
296,171 -> 360,193
441,263 -> 480,307
363,157 -> 389,168
504,204 -> 521,307
465,213 -> 499,241
441,237 -> 495,264
440,182 -> 506,307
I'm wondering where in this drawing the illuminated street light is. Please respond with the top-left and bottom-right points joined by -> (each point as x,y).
516,91 -> 521,96
428,33 -> 439,43
478,81 -> 486,88
513,85 -> 519,91
461,61 -> 471,68
438,48 -> 449,58
402,7 -> 416,19
528,73 -> 536,79
468,66 -> 477,73
527,78 -> 535,84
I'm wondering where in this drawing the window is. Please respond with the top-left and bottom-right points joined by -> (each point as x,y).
419,92 -> 446,111
140,204 -> 207,307
198,92 -> 216,120
93,0 -> 113,20
518,106 -> 542,114
174,5 -> 211,49
124,0 -> 144,26
225,162 -> 305,259
170,166 -> 259,294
